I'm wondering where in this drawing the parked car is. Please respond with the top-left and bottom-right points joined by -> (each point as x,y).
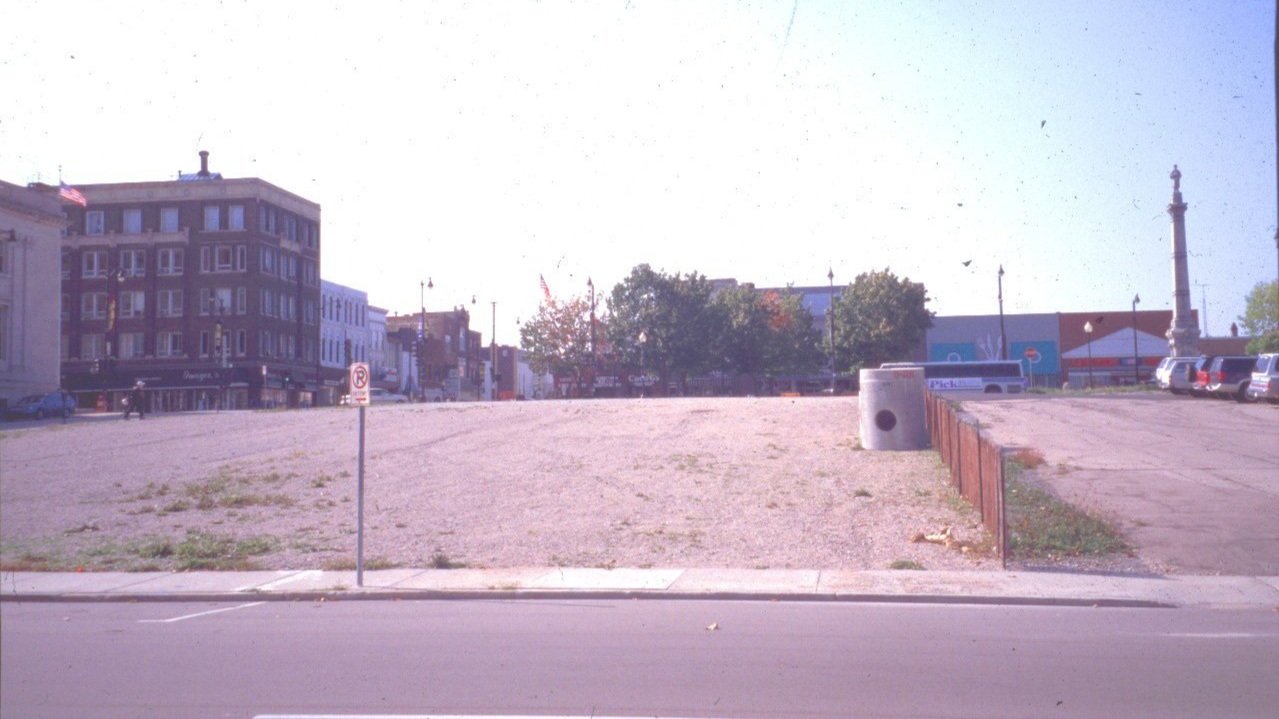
1205,355 -> 1257,401
4,390 -> 76,420
1244,353 -> 1279,404
369,388 -> 409,404
1155,357 -> 1197,394
1189,355 -> 1217,397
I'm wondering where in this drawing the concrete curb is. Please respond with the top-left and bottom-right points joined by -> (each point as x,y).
3,569 -> 1277,609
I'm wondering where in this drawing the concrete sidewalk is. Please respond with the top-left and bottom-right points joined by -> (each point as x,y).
3,568 -> 1278,609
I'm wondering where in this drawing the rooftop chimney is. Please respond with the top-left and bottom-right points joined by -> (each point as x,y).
198,150 -> 210,177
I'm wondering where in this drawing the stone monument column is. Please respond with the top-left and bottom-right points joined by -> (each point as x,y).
1165,165 -> 1201,357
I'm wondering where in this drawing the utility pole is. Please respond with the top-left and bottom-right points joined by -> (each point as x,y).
491,301 -> 497,401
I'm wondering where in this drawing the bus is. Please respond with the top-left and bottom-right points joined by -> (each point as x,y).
879,360 -> 1028,394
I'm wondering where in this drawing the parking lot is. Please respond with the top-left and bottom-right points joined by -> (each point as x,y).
962,392 -> 1279,575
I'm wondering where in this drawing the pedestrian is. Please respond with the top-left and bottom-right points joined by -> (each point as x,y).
123,381 -> 146,420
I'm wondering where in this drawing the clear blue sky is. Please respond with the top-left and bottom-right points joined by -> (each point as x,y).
2,0 -> 1274,343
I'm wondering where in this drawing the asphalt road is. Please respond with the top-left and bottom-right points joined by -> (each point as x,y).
4,599 -> 1278,718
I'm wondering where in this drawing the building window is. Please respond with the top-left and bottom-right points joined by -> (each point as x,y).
82,250 -> 106,278
160,207 -> 179,233
235,244 -> 247,271
61,293 -> 70,321
61,334 -> 71,361
260,330 -> 274,357
156,332 -> 183,357
0,303 -> 8,362
236,329 -> 247,356
259,205 -> 268,232
229,205 -> 245,231
123,209 -> 143,234
158,248 -> 184,275
61,251 -> 72,279
81,333 -> 105,359
236,287 -> 247,315
81,292 -> 107,319
199,331 -> 211,357
215,245 -> 233,272
261,246 -> 276,275
120,332 -> 146,358
203,205 -> 220,231
86,211 -> 105,235
119,291 -> 145,318
158,289 -> 183,317
119,248 -> 146,277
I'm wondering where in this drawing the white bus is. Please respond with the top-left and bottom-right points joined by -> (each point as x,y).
880,360 -> 1028,394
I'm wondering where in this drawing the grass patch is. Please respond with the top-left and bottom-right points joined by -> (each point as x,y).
182,470 -> 295,511
1005,460 -> 1131,559
320,556 -> 401,571
429,551 -> 466,569
853,488 -> 872,498
889,559 -> 925,570
172,530 -> 278,570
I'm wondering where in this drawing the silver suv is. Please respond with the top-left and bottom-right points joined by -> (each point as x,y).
1244,353 -> 1279,403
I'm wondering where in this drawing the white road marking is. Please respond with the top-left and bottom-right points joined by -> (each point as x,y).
139,601 -> 266,624
253,715 -> 711,719
1163,632 -> 1274,639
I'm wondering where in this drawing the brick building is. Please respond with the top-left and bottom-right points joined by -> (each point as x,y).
386,307 -> 483,400
55,152 -> 322,411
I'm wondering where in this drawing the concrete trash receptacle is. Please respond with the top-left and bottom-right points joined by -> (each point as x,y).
858,367 -> 929,450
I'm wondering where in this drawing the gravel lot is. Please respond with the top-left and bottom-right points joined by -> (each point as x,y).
0,397 -> 996,572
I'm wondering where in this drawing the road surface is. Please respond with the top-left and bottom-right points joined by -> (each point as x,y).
4,598 -> 1278,718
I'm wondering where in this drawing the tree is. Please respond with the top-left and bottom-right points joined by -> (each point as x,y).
518,295 -> 594,392
712,285 -> 823,377
830,268 -> 933,370
606,264 -> 719,394
1239,280 -> 1279,354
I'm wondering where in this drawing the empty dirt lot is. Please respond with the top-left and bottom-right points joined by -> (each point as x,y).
962,392 -> 1279,576
1,397 -> 996,572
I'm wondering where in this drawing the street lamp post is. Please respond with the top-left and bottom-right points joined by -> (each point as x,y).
491,300 -> 497,401
588,277 -> 597,398
638,330 -> 647,399
827,268 -> 835,394
418,277 -> 432,401
1084,321 -> 1095,389
1131,294 -> 1141,385
998,265 -> 1008,361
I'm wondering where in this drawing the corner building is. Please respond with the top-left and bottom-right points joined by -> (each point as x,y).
58,152 -> 322,411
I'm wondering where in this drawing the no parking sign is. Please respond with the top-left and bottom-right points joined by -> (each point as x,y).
349,362 -> 371,406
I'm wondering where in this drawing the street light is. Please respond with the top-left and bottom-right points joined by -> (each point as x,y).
827,268 -> 835,394
997,265 -> 1007,361
1084,321 -> 1095,389
587,277 -> 597,398
638,330 -> 647,399
1131,294 -> 1141,385
490,299 -> 497,401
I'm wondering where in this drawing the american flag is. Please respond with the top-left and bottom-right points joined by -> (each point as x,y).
58,182 -> 87,206
539,274 -> 552,302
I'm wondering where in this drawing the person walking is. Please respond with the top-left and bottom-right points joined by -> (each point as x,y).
123,381 -> 146,420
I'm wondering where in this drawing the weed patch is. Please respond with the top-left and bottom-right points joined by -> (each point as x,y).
889,559 -> 925,570
173,530 -> 278,570
1005,460 -> 1130,559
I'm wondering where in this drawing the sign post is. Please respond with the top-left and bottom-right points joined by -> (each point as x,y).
1024,346 -> 1041,387
349,362 -> 371,586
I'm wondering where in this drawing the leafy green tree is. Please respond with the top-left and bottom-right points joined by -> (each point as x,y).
712,285 -> 823,377
606,264 -> 719,394
519,295 -> 594,391
1238,280 -> 1279,354
830,268 -> 933,370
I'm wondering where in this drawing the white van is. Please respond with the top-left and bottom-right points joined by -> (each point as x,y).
1244,353 -> 1279,403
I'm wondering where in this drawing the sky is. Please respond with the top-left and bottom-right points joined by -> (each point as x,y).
2,0 -> 1275,345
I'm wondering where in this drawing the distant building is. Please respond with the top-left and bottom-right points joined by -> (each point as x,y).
367,305 -> 389,387
386,307 -> 483,400
0,180 -> 65,412
320,279 -> 369,403
54,151 -> 322,411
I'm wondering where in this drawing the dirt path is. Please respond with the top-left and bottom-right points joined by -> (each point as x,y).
1,397 -> 996,572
